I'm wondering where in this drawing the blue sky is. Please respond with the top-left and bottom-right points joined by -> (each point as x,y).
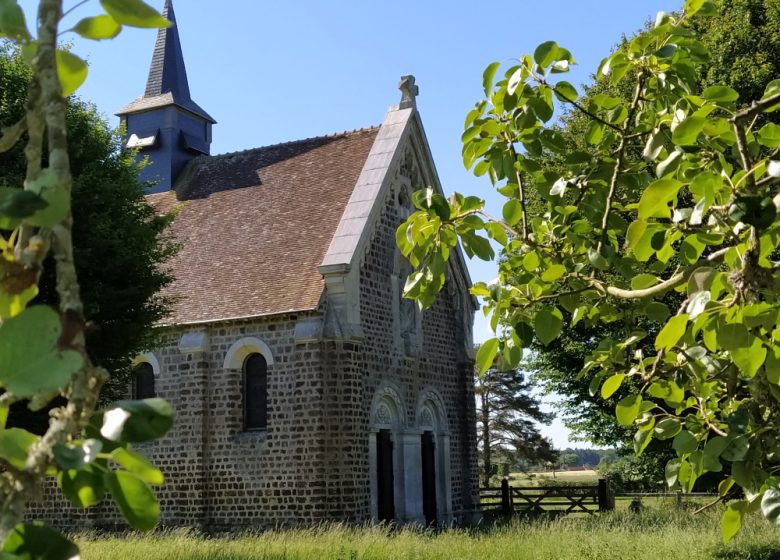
50,0 -> 683,448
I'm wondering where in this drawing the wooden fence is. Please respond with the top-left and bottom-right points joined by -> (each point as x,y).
480,478 -> 613,516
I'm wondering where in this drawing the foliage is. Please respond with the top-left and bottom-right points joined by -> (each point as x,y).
400,0 -> 780,541
0,0 -> 174,554
475,365 -> 556,485
599,452 -> 672,492
530,0 -> 780,461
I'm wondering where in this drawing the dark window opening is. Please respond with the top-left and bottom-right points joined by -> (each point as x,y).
243,353 -> 268,431
133,362 -> 156,400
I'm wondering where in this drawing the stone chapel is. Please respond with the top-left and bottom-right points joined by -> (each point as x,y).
33,0 -> 480,529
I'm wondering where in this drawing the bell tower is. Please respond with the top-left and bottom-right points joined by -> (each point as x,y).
117,0 -> 215,193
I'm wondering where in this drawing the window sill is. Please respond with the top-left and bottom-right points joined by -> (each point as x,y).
235,429 -> 268,444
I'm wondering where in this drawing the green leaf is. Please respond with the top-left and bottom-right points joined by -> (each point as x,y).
56,50 -> 88,98
0,0 -> 30,41
655,417 -> 682,440
672,116 -> 707,146
0,428 -> 38,470
533,307 -> 563,346
73,14 -> 122,40
722,501 -> 747,543
631,274 -> 658,290
717,323 -> 749,351
761,485 -> 780,524
645,302 -> 670,323
702,86 -> 739,103
533,41 -> 559,67
758,123 -> 780,148
585,122 -> 603,145
502,199 -> 522,226
554,81 -> 578,102
100,398 -> 174,444
634,428 -> 653,455
648,380 -> 684,406
482,62 -> 500,96
0,188 -> 46,220
673,430 -> 698,454
112,447 -> 164,485
616,394 -> 642,427
0,306 -> 83,398
476,338 -> 499,376
540,264 -> 566,283
731,337 -> 766,378
100,0 -> 171,28
58,465 -> 105,508
638,179 -> 682,219
766,346 -> 780,385
719,477 -> 735,497
25,169 -> 71,227
106,471 -> 160,531
601,374 -> 625,399
2,522 -> 79,560
665,458 -> 681,487
721,435 -> 750,462
655,314 -> 689,351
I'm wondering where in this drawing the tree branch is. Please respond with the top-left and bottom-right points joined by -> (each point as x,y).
0,118 -> 26,154
585,246 -> 730,300
552,85 -> 623,133
732,92 -> 780,122
597,72 -> 646,255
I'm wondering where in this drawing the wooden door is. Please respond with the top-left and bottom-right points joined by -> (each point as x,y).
421,431 -> 438,527
376,430 -> 395,523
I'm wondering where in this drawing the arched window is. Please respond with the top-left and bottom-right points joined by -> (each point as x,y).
243,353 -> 267,431
133,362 -> 156,400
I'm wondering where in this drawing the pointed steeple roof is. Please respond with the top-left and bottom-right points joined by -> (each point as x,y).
117,0 -> 215,122
144,0 -> 190,99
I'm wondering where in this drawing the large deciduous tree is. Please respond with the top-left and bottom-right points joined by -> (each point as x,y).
401,0 -> 780,541
475,365 -> 556,486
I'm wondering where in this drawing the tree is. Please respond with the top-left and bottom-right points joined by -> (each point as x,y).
0,0 -> 175,554
475,365 -> 556,486
400,0 -> 780,541
531,0 -> 780,459
0,44 -> 176,413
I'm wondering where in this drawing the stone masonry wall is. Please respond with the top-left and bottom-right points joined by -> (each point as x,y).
29,312 -> 332,530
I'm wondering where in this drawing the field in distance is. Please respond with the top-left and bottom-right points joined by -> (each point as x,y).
509,469 -> 600,486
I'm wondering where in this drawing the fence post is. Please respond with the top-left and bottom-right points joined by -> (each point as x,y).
501,477 -> 513,516
598,478 -> 614,511
677,490 -> 683,510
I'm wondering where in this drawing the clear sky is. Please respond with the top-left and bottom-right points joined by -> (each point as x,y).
48,0 -> 683,448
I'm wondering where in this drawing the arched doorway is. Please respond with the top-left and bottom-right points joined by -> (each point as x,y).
416,389 -> 452,526
369,383 -> 407,523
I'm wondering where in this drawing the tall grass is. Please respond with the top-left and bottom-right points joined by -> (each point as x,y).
76,507 -> 780,560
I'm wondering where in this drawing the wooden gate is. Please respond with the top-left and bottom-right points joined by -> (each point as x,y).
480,479 -> 613,516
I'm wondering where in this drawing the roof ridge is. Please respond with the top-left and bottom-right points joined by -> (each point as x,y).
200,125 -> 381,162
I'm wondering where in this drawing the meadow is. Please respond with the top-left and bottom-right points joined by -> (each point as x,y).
76,504 -> 780,560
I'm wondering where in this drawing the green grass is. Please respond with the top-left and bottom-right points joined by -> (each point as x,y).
75,505 -> 780,560
509,469 -> 600,486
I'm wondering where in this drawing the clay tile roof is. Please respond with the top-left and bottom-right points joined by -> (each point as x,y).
149,127 -> 380,325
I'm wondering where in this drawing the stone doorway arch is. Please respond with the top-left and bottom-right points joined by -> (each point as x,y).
368,383 -> 407,523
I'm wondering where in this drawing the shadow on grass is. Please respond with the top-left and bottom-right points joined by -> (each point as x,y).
713,546 -> 780,560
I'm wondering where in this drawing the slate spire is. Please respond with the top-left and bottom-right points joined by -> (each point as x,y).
117,0 -> 215,193
144,0 -> 190,100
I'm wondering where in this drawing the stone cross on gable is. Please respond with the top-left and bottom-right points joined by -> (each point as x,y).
398,75 -> 419,109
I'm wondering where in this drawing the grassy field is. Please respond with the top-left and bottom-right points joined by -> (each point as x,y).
75,506 -> 780,560
509,469 -> 600,486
